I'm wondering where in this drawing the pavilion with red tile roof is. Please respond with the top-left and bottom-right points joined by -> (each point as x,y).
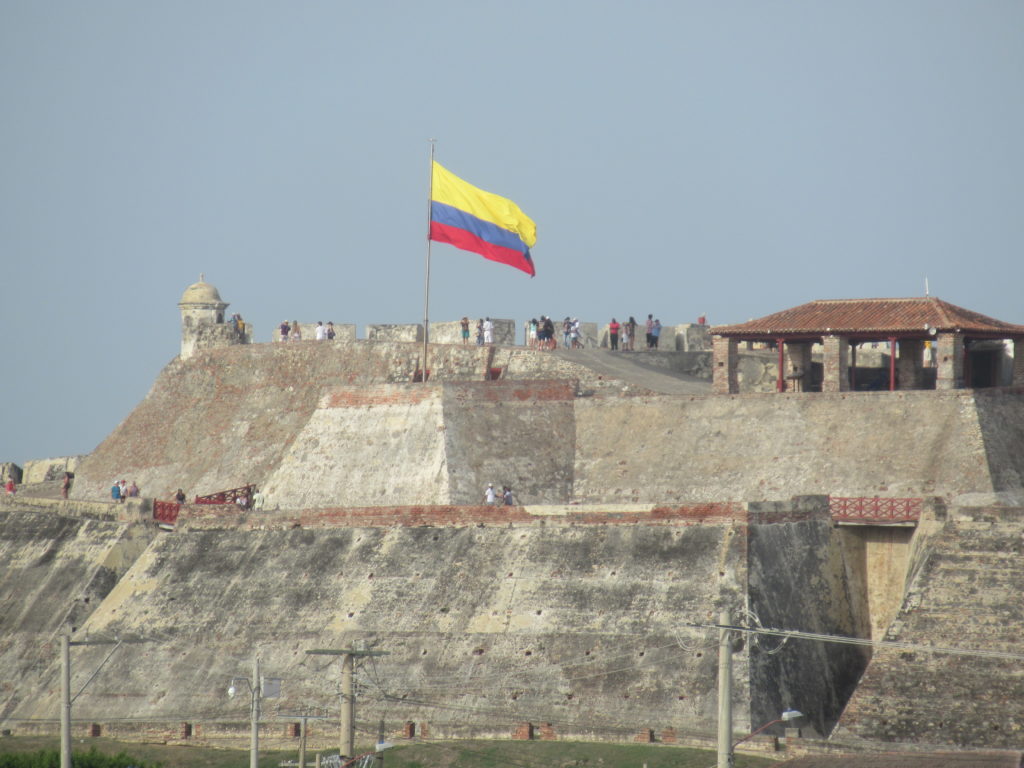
710,297 -> 1024,394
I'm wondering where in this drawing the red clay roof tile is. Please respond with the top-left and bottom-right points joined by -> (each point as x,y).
713,297 -> 1024,338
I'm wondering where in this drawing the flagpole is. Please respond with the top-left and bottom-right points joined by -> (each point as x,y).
423,139 -> 435,382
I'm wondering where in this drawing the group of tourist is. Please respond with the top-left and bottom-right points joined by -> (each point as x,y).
279,321 -> 338,342
271,315 -> 670,350
110,479 -> 140,502
460,317 -> 496,345
483,482 -> 515,506
608,314 -> 662,352
526,316 -> 571,350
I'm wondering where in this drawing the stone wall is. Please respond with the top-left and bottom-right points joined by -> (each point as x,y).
834,505 -> 1024,749
21,456 -> 83,485
1,499 -> 865,748
68,341 -> 1024,507
0,505 -> 155,722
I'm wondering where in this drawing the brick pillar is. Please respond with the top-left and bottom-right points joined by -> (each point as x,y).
634,728 -> 655,743
402,721 -> 415,739
784,342 -> 813,392
661,727 -> 677,744
180,722 -> 193,739
1013,338 -> 1024,387
822,335 -> 850,393
936,332 -> 964,389
712,335 -> 739,394
513,722 -> 534,740
418,722 -> 429,739
539,723 -> 557,740
896,339 -> 924,390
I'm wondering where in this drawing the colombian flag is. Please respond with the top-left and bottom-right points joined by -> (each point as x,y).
429,161 -> 537,277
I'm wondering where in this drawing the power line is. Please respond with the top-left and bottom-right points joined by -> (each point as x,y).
690,622 -> 1024,662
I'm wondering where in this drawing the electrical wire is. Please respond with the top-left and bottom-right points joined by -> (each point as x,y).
691,621 -> 1024,662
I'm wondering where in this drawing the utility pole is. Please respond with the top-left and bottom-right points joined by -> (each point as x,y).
228,655 -> 263,768
340,653 -> 353,758
717,609 -> 734,768
250,656 -> 261,768
305,648 -> 388,760
59,630 -> 133,768
60,633 -> 71,768
375,718 -> 385,768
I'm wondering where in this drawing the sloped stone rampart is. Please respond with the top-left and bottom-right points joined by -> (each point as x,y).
69,342 -> 617,505
833,506 -> 1024,749
70,340 -> 1024,508
0,507 -> 154,721
3,499 -> 862,747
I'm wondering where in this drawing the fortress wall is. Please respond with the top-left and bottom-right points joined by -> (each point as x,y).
837,525 -> 916,643
0,500 -> 874,748
71,339 -> 1021,509
70,342 -> 497,504
440,381 -> 577,505
573,390 -> 998,504
746,503 -> 872,738
834,507 -> 1024,749
0,509 -> 153,720
973,388 -> 1024,500
262,385 -> 450,509
8,515 -> 751,737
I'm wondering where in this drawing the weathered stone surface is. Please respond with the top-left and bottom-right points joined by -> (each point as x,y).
67,341 -> 1024,507
833,506 -> 1024,749
21,456 -> 82,485
1,499 -> 865,746
0,507 -> 154,721
367,324 -> 424,343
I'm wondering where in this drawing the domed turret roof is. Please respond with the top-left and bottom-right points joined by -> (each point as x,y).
179,275 -> 226,306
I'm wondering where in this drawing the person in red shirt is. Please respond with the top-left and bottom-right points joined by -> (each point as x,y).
609,318 -> 621,351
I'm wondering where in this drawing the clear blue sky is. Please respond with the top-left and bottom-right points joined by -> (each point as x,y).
2,1 -> 1022,462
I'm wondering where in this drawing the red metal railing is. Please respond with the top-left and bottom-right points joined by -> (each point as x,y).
153,500 -> 181,525
194,484 -> 256,507
829,496 -> 923,524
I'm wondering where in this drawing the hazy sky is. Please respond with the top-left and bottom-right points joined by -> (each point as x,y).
2,1 -> 1022,462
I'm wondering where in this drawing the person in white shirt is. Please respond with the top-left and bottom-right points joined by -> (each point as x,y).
483,483 -> 497,505
315,321 -> 326,341
483,318 -> 494,345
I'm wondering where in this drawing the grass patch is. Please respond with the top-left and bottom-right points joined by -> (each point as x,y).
0,737 -> 779,768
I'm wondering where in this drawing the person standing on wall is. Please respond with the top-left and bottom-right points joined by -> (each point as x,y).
652,319 -> 662,349
484,483 -> 497,505
461,317 -> 470,345
483,317 -> 494,345
609,318 -> 620,351
645,314 -> 654,349
627,317 -> 638,351
279,321 -> 290,342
